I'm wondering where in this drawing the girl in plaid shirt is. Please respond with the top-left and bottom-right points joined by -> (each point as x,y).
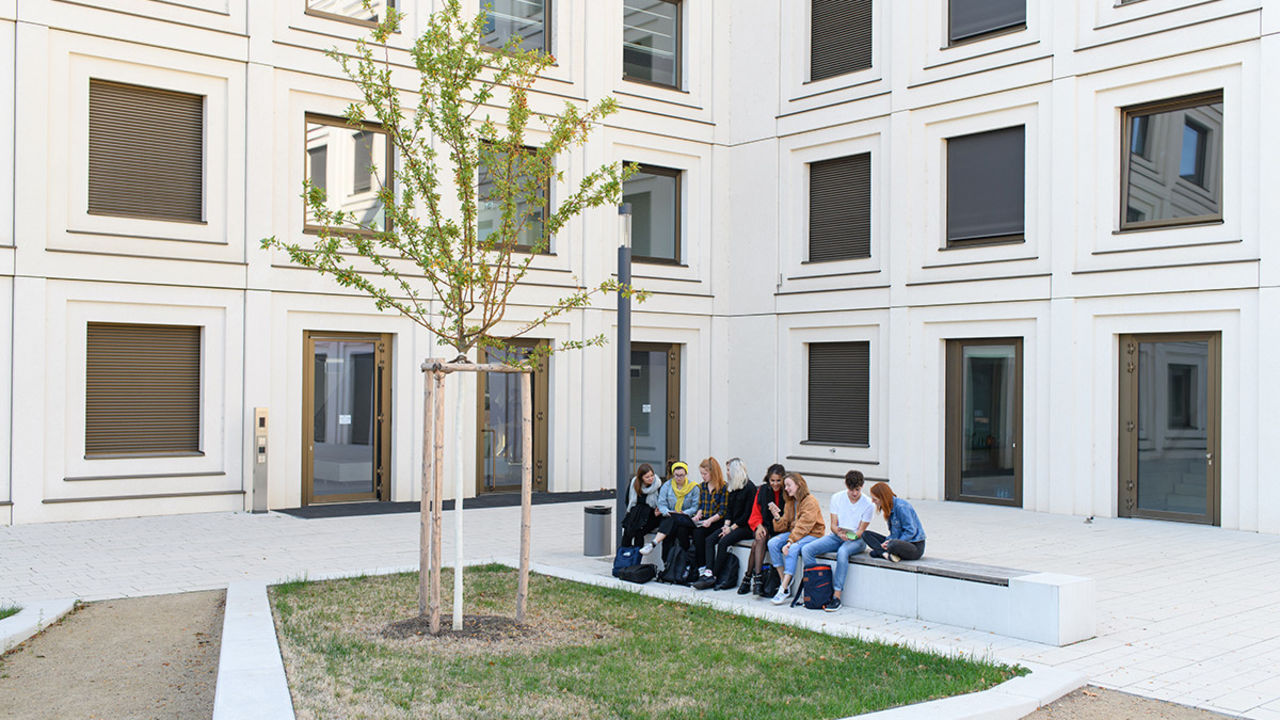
690,457 -> 728,580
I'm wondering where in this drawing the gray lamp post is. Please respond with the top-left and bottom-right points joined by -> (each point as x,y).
616,203 -> 632,545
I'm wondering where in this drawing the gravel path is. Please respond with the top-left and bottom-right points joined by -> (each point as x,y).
0,590 -> 224,720
1028,686 -> 1237,720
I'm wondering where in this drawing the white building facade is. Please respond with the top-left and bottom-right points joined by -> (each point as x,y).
1,0 -> 1277,535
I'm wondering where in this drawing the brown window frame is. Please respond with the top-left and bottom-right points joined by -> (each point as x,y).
480,0 -> 552,54
303,0 -> 395,28
945,125 -> 1026,248
809,0 -> 874,82
85,322 -> 203,459
804,341 -> 871,447
622,0 -> 683,91
1119,90 -> 1224,232
478,142 -> 552,255
302,113 -> 394,237
623,163 -> 682,265
807,152 -> 872,263
946,0 -> 1026,47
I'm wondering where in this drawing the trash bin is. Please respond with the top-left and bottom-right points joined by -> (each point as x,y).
583,505 -> 612,557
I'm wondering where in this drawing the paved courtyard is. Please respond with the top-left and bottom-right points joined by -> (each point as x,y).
2,499 -> 1278,718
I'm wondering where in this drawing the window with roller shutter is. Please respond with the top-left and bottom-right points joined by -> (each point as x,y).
88,79 -> 204,223
810,0 -> 873,81
85,323 -> 202,457
807,341 -> 870,446
808,153 -> 871,262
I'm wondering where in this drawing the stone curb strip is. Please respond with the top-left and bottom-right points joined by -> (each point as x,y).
212,582 -> 296,720
531,563 -> 1088,720
0,599 -> 77,655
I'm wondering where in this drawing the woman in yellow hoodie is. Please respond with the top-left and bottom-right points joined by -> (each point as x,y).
766,472 -> 825,605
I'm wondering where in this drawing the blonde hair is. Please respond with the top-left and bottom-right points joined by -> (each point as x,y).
700,457 -> 725,492
725,457 -> 749,492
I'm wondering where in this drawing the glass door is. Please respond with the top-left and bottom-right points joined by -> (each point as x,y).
1119,333 -> 1220,525
946,338 -> 1023,506
476,340 -> 548,494
302,332 -> 391,505
630,343 -> 681,478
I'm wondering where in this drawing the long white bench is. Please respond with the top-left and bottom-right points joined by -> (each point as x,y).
720,542 -> 1095,647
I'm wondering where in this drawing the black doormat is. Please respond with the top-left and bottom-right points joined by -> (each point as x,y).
274,489 -> 617,519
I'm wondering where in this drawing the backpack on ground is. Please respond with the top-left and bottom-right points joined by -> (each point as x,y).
796,564 -> 834,610
615,563 -> 657,584
660,545 -> 696,585
760,563 -> 780,597
713,553 -> 739,590
612,546 -> 641,578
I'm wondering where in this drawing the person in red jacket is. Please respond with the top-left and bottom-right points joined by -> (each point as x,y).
739,463 -> 786,596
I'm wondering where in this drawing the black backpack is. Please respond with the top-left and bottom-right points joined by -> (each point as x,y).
660,545 -> 696,585
615,563 -> 657,584
713,553 -> 740,590
760,563 -> 781,597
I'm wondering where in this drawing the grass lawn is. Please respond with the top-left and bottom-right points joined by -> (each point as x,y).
0,605 -> 20,622
271,565 -> 1022,720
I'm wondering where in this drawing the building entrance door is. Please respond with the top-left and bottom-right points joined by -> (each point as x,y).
1119,333 -> 1220,525
945,338 -> 1023,506
629,343 -> 681,478
476,340 -> 548,494
302,331 -> 392,505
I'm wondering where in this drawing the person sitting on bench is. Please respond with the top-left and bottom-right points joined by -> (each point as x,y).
766,472 -> 825,605
742,463 -> 786,596
689,457 -> 728,582
799,469 -> 874,612
621,463 -> 664,548
695,457 -> 755,590
863,483 -> 926,562
640,462 -> 700,559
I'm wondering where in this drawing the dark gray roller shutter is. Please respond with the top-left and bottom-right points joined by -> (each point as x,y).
808,341 -> 869,445
86,323 -> 201,456
946,125 -> 1024,245
811,0 -> 873,81
809,152 -> 871,262
949,0 -> 1025,43
88,79 -> 204,223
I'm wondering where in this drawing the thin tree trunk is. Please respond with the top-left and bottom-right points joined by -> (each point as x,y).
452,369 -> 465,631
430,370 -> 446,634
516,370 -> 532,623
419,373 -> 434,617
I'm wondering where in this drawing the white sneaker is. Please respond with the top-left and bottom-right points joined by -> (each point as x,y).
888,553 -> 901,563
770,585 -> 792,605
638,542 -> 654,556
700,567 -> 714,578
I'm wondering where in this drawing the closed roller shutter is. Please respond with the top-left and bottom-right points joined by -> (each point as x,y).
86,323 -> 202,456
810,0 -> 873,81
809,152 -> 871,262
808,341 -> 869,445
89,79 -> 205,223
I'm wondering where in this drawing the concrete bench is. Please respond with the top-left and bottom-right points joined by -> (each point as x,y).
724,540 -> 1095,647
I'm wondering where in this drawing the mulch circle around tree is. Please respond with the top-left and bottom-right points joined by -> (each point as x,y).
381,615 -> 529,641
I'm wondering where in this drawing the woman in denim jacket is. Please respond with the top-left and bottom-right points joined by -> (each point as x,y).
861,483 -> 926,562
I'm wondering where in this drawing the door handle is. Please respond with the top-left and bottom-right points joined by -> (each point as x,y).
1205,452 -> 1213,466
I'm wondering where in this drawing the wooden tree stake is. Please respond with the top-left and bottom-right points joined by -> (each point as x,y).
419,375 -> 434,617
516,370 -> 533,623
430,369 -> 446,635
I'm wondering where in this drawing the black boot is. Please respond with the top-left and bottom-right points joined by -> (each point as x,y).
736,570 -> 754,595
751,571 -> 765,597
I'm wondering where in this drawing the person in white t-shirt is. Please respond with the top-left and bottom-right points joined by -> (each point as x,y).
799,470 -> 874,611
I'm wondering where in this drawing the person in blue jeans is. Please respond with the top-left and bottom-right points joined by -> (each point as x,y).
800,469 -> 875,612
766,472 -> 825,605
862,482 -> 926,562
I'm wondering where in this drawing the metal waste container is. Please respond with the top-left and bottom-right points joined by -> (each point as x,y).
583,505 -> 612,557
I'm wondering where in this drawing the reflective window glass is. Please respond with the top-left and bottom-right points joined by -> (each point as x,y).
622,165 -> 679,262
305,117 -> 390,232
483,0 -> 548,52
1122,93 -> 1222,229
623,0 -> 679,88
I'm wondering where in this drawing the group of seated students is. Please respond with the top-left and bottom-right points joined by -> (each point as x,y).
620,458 -> 927,610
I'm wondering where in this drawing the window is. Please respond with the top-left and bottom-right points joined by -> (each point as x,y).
483,0 -> 549,52
304,115 -> 391,232
623,0 -> 680,88
1121,92 -> 1222,230
88,79 -> 204,223
622,164 -> 680,263
1167,363 -> 1197,430
477,144 -> 548,252
948,0 -> 1025,45
808,153 -> 871,262
808,341 -> 870,445
946,125 -> 1025,246
810,0 -> 873,81
305,0 -> 394,25
85,323 -> 201,457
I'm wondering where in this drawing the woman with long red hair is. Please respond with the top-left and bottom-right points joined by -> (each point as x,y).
862,483 -> 926,562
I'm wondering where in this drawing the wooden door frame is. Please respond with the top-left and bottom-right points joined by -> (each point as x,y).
301,331 -> 393,506
631,342 -> 682,478
945,337 -> 1024,507
475,339 -> 549,495
1118,332 -> 1221,525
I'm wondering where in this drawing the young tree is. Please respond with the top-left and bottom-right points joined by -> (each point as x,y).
264,0 -> 640,633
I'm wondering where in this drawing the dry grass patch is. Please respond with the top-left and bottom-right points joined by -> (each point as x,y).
271,565 -> 1021,720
